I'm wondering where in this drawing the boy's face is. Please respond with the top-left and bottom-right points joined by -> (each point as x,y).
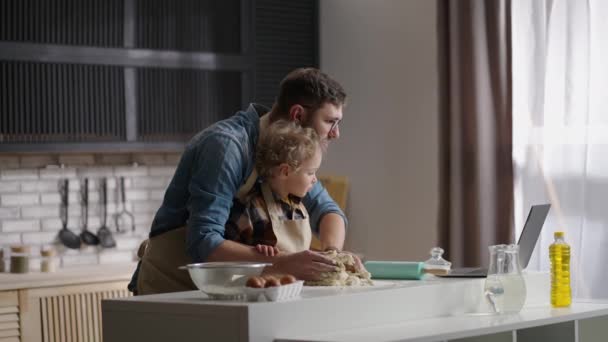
284,148 -> 322,198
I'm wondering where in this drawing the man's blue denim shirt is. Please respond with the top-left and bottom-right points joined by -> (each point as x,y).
150,103 -> 347,262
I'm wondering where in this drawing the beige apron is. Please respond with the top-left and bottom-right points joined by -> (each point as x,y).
260,183 -> 311,253
137,168 -> 312,294
136,170 -> 259,295
136,226 -> 194,295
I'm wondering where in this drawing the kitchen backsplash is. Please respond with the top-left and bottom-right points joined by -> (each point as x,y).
0,153 -> 180,271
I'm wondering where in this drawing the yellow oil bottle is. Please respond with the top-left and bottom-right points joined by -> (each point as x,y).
549,231 -> 571,307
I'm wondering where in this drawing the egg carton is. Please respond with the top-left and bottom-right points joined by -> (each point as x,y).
200,285 -> 248,301
244,280 -> 304,302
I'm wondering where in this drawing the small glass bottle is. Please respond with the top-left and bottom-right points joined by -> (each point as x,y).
40,246 -> 58,273
423,247 -> 452,275
10,245 -> 30,274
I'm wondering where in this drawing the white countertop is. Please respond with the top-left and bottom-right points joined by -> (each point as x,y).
276,302 -> 608,342
103,273 -> 564,342
0,263 -> 137,291
110,272 -> 549,310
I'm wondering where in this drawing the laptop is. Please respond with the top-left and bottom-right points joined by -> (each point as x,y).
438,204 -> 551,278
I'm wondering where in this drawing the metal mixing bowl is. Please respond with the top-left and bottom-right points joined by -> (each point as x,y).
180,262 -> 270,292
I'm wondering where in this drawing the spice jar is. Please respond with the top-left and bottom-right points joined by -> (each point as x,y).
40,246 -> 58,273
10,245 -> 30,274
0,248 -> 5,273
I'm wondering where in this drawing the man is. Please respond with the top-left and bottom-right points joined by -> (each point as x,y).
132,68 -> 349,295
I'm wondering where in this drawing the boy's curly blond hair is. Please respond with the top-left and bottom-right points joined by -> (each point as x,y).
256,120 -> 321,179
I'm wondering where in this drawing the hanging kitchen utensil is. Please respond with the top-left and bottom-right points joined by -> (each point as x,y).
114,176 -> 135,233
97,177 -> 116,248
79,178 -> 99,246
57,179 -> 81,249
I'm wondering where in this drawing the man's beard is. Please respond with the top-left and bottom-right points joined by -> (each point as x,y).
320,138 -> 330,152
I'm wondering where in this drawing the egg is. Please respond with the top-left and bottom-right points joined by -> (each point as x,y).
245,276 -> 265,288
264,277 -> 281,288
280,274 -> 297,285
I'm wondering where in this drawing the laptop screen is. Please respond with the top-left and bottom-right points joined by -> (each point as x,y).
517,204 -> 551,269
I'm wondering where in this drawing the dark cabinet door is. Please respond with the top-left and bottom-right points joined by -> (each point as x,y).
254,0 -> 319,108
0,0 -> 319,153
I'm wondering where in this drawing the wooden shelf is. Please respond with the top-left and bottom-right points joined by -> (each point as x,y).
0,263 -> 136,291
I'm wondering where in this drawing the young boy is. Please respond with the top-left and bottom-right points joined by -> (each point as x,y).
224,120 -> 322,255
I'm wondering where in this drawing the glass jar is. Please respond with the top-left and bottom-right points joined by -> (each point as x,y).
0,247 -> 5,273
484,244 -> 527,314
423,247 -> 452,275
10,245 -> 30,274
40,246 -> 58,273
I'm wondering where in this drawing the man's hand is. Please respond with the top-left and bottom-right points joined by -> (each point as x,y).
343,251 -> 366,273
255,244 -> 280,257
323,248 -> 366,273
265,250 -> 339,281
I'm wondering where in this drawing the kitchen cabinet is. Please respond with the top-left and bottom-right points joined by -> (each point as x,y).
0,264 -> 134,342
0,0 -> 319,153
0,291 -> 19,342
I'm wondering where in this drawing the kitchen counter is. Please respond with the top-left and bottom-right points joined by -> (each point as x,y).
100,272 -> 608,342
277,302 -> 608,342
274,303 -> 608,342
0,263 -> 137,290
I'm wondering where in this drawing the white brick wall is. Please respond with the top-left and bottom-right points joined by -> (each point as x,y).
22,231 -> 58,245
149,166 -> 176,176
132,176 -> 170,189
1,219 -> 40,233
1,194 -> 39,206
0,181 -> 20,192
114,166 -> 148,177
0,152 -> 178,272
62,253 -> 99,267
0,207 -> 20,219
21,205 -> 61,219
1,233 -> 22,245
132,201 -> 162,214
39,167 -> 77,179
115,235 -> 142,250
149,191 -> 166,202
41,218 -> 63,231
1,169 -> 39,180
21,180 -> 62,192
99,250 -> 135,264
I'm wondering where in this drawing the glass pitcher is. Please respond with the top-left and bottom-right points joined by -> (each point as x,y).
483,244 -> 527,314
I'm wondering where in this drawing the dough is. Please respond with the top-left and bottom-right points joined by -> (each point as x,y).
305,250 -> 373,286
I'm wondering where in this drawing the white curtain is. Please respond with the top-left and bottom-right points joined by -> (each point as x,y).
512,0 -> 608,301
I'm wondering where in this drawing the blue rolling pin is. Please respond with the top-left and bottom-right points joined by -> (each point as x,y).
364,261 -> 425,280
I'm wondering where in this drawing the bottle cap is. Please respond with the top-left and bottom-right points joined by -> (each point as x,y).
554,231 -> 565,238
10,245 -> 30,254
40,247 -> 56,257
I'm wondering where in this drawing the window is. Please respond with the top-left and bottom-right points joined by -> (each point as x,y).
512,0 -> 608,300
